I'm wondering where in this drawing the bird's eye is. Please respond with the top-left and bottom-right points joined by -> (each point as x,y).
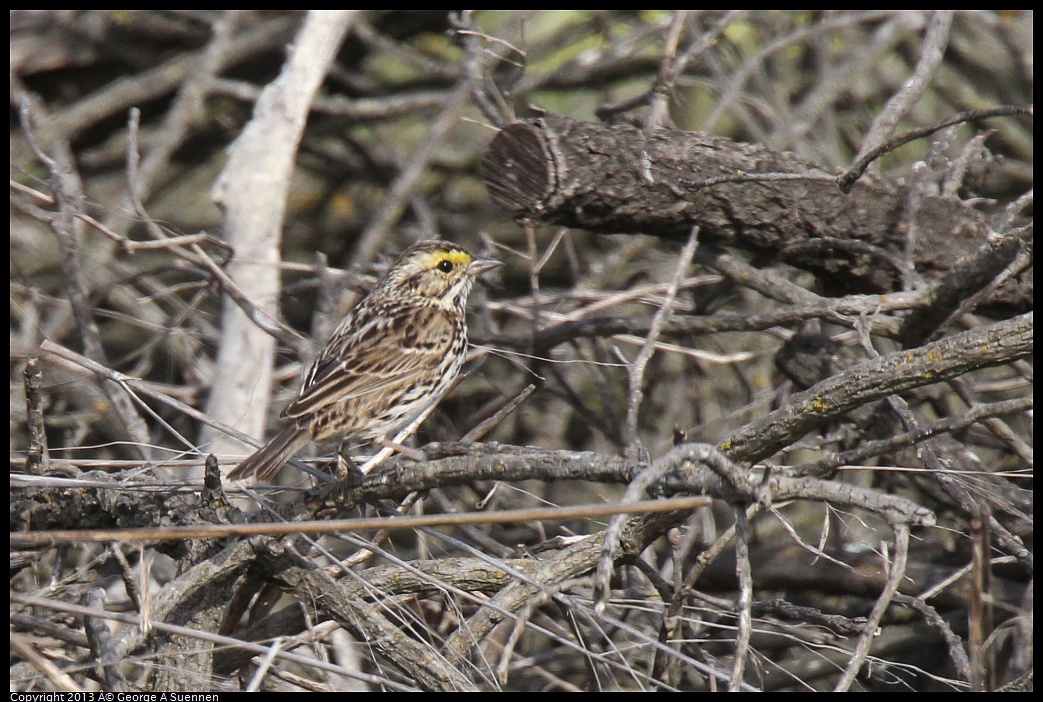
437,259 -> 454,273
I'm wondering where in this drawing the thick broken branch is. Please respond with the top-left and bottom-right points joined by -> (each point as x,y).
481,114 -> 1029,309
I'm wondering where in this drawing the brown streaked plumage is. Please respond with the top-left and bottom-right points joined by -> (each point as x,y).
227,240 -> 501,482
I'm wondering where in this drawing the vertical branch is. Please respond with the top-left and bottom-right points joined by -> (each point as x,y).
593,443 -> 728,615
119,11 -> 242,234
23,358 -> 49,475
644,10 -> 687,132
835,524 -> 911,691
623,226 -> 699,458
969,501 -> 994,691
18,97 -> 153,458
645,11 -> 747,132
206,11 -> 356,466
453,9 -> 522,128
728,505 -> 754,692
852,11 -> 954,168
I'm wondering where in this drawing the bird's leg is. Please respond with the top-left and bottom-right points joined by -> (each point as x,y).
334,443 -> 362,481
357,404 -> 438,473
379,439 -> 425,461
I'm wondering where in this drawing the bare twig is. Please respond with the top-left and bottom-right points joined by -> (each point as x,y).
853,11 -> 954,174
835,525 -> 911,691
623,227 -> 699,456
729,505 -> 754,691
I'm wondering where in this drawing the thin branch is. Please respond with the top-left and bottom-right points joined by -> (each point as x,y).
853,11 -> 954,172
835,524 -> 910,691
729,505 -> 754,691
623,226 -> 699,456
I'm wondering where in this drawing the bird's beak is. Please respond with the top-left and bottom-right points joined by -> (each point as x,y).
468,257 -> 503,277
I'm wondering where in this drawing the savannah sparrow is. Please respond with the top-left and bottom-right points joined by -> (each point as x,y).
227,240 -> 502,482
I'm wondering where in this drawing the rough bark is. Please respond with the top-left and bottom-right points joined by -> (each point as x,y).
481,114 -> 1030,310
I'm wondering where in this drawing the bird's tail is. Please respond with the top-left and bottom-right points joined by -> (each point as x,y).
227,426 -> 312,482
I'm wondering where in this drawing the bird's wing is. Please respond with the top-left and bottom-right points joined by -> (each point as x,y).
282,303 -> 455,420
